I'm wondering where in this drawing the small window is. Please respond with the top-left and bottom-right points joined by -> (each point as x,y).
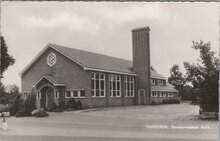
151,91 -> 157,97
160,91 -> 166,97
151,79 -> 155,85
168,92 -> 174,97
80,90 -> 86,97
65,91 -> 71,98
158,80 -> 164,85
73,91 -> 78,97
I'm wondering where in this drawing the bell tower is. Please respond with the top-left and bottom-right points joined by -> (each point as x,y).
132,26 -> 151,105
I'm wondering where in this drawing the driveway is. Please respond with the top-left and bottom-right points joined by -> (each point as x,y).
0,103 -> 218,141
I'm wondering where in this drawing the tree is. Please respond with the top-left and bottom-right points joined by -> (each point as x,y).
0,82 -> 6,98
150,66 -> 157,72
5,84 -> 19,95
1,36 -> 15,77
168,64 -> 186,98
184,40 -> 218,112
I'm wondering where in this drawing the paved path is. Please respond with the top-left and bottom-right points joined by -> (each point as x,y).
0,103 -> 218,141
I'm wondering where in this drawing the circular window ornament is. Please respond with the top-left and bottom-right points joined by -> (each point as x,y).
47,53 -> 56,67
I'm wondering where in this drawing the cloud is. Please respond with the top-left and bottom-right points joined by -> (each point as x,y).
20,12 -> 100,34
91,3 -> 188,27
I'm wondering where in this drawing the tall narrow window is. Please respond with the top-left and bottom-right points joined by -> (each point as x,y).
54,90 -> 59,99
125,76 -> 134,97
92,72 -> 105,97
109,74 -> 121,97
37,91 -> 41,99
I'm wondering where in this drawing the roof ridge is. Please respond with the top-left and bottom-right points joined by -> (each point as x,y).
49,43 -> 133,63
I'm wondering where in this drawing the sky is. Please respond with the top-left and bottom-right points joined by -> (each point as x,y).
1,2 -> 219,91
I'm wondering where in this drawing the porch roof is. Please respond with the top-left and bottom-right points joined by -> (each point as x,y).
32,75 -> 66,87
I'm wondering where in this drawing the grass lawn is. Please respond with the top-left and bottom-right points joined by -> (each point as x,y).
80,102 -> 201,121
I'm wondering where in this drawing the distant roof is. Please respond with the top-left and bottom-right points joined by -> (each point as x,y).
151,82 -> 178,92
150,70 -> 166,79
20,43 -> 167,79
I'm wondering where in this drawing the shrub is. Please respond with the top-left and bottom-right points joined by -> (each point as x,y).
15,109 -> 27,117
15,94 -> 36,117
77,100 -> 82,110
23,94 -> 36,116
9,94 -> 24,116
151,101 -> 159,105
35,110 -> 49,117
162,99 -> 180,104
66,98 -> 82,110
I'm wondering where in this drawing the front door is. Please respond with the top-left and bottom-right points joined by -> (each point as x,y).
40,86 -> 54,110
138,89 -> 145,105
46,88 -> 54,110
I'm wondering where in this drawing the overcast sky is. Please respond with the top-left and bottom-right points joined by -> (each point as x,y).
2,2 -> 219,90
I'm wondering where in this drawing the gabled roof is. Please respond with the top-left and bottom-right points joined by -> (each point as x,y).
150,70 -> 166,79
151,82 -> 178,92
50,44 -> 136,75
32,75 -> 65,87
20,43 -> 167,79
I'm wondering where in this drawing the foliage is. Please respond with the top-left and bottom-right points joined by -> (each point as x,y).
151,101 -> 159,105
183,41 -> 218,112
0,82 -> 6,99
150,66 -> 157,72
9,94 -> 24,116
15,109 -> 27,117
5,84 -> 19,95
168,64 -> 186,89
1,36 -> 15,77
35,110 -> 49,117
47,100 -> 64,112
66,98 -> 82,110
23,94 -> 36,116
162,99 -> 180,104
181,85 -> 193,100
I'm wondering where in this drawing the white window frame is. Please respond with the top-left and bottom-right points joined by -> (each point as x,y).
125,76 -> 135,97
92,72 -> 105,97
158,80 -> 164,86
168,92 -> 174,97
79,90 -> 86,97
37,91 -> 41,99
65,90 -> 86,98
151,91 -> 158,97
109,74 -> 121,97
54,90 -> 59,99
160,91 -> 166,97
65,91 -> 72,98
151,79 -> 156,85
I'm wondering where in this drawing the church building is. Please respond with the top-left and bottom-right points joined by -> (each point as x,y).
20,26 -> 179,109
